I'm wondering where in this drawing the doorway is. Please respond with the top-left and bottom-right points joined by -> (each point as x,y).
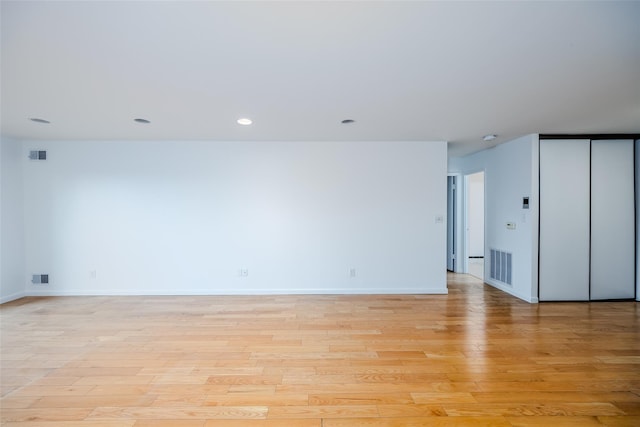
446,175 -> 457,271
465,171 -> 485,280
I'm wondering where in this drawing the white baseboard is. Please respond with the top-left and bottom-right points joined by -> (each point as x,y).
26,287 -> 449,297
0,291 -> 26,304
485,279 -> 538,303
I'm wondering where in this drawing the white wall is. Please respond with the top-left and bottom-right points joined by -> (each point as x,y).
21,139 -> 448,296
449,134 -> 539,303
1,136 -> 26,303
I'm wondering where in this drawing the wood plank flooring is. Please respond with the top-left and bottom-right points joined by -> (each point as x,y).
1,273 -> 639,426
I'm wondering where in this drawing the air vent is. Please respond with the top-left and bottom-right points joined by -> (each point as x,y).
29,150 -> 47,160
490,249 -> 512,285
31,274 -> 49,284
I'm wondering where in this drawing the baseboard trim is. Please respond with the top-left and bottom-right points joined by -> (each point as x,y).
485,279 -> 537,303
0,291 -> 27,304
26,287 -> 449,297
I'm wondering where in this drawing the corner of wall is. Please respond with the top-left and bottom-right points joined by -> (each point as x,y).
636,139 -> 640,301
530,134 -> 540,304
0,136 -> 3,301
0,135 -> 26,304
485,278 -> 538,303
0,291 -> 27,305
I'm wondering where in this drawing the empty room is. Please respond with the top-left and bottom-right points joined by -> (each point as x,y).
1,1 -> 639,426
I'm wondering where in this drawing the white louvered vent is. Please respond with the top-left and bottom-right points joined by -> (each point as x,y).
490,249 -> 512,285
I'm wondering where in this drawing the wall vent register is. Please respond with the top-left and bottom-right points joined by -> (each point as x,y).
29,150 -> 47,160
490,249 -> 512,285
31,274 -> 49,284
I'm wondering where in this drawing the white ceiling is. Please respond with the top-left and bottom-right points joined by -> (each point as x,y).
2,1 -> 639,157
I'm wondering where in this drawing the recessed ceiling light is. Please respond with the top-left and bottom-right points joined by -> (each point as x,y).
29,118 -> 50,124
237,118 -> 252,125
134,118 -> 151,124
341,119 -> 355,124
483,134 -> 497,142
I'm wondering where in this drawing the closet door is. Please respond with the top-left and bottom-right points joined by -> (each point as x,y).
539,139 -> 591,301
590,139 -> 635,300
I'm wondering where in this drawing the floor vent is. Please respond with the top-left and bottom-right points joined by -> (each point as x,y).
490,249 -> 512,285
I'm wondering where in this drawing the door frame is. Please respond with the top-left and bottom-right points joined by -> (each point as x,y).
463,170 -> 485,277
447,175 -> 456,272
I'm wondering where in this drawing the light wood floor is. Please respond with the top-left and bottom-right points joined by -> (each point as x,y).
1,273 -> 639,426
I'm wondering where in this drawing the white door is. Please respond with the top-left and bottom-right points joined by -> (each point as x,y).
590,139 -> 635,300
465,171 -> 484,279
539,139 -> 590,301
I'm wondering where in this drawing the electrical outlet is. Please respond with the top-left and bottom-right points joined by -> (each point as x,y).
239,268 -> 249,277
90,270 -> 97,279
349,268 -> 356,278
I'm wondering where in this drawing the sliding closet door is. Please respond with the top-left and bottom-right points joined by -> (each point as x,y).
539,139 -> 590,301
590,140 -> 635,300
